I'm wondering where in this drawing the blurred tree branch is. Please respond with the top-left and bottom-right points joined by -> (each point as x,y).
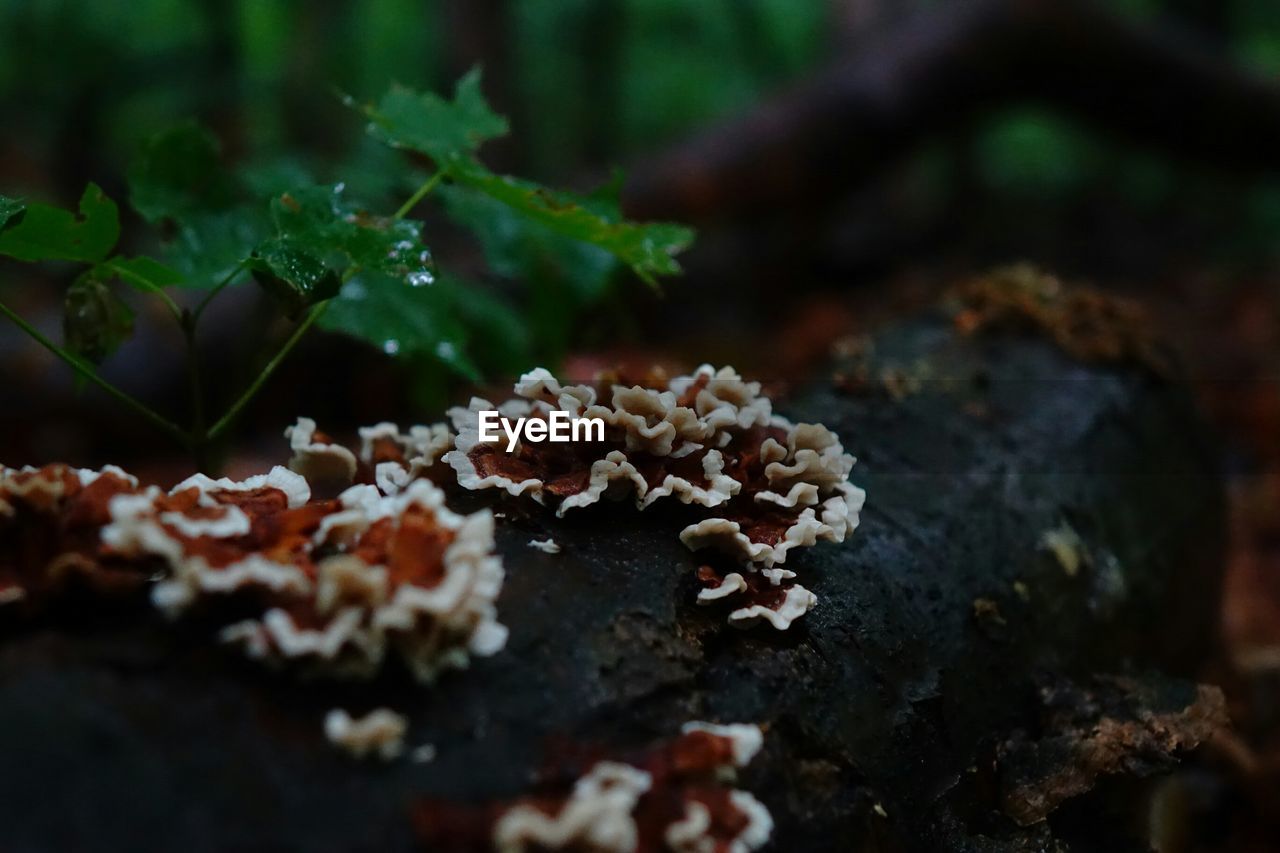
624,0 -> 1280,223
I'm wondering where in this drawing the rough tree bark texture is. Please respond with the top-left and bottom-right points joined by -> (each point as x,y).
0,312 -> 1224,852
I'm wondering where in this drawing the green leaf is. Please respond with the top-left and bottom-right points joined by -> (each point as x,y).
248,183 -> 442,322
63,272 -> 134,364
102,256 -> 184,293
128,124 -> 266,289
358,76 -> 692,286
128,122 -> 233,224
441,184 -> 616,300
270,185 -> 436,283
360,69 -> 508,166
248,238 -> 341,318
320,271 -> 477,378
168,209 -> 270,288
239,157 -> 316,200
0,196 -> 25,232
0,184 -> 120,263
450,163 -> 693,286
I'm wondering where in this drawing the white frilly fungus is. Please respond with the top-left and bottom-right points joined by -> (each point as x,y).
528,537 -> 561,554
324,707 -> 408,760
490,721 -> 773,853
439,365 -> 866,631
94,465 -> 507,682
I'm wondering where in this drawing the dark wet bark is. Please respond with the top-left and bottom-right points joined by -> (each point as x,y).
0,311 -> 1225,852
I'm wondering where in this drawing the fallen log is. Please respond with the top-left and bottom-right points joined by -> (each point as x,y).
0,291 -> 1225,851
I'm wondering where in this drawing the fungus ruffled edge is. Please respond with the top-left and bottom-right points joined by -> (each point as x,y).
528,537 -> 561,554
436,364 -> 865,630
696,566 -> 817,631
282,418 -> 453,497
210,479 -> 508,682
324,707 -> 409,761
0,461 -> 507,683
5,364 -> 859,635
286,417 -> 358,486
287,365 -> 864,631
412,721 -> 774,853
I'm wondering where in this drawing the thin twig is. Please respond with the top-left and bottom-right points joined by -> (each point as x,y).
180,311 -> 208,467
194,258 -> 249,322
0,298 -> 189,446
102,259 -> 184,322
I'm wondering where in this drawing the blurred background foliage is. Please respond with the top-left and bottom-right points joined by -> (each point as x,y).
7,0 -> 1280,293
5,0 -> 1280,465
2,0 -> 1280,232
0,0 -> 824,201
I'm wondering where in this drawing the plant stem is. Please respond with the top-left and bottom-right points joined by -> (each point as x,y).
103,260 -> 184,322
206,300 -> 331,441
0,297 -> 189,446
393,172 -> 444,220
179,310 -> 209,468
193,259 -> 249,322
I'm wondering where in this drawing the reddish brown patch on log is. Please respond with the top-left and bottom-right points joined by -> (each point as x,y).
411,726 -> 768,853
997,674 -> 1228,826
951,265 -> 1172,377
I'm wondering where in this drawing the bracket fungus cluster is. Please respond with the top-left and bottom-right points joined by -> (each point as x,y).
0,463 -> 146,605
0,461 -> 507,682
443,366 -> 865,630
281,365 -> 864,631
287,417 -> 452,496
413,721 -> 773,853
1,364 -> 861,682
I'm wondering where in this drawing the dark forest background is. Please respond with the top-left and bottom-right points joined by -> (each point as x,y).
5,3 -> 1280,849
4,0 -> 1280,465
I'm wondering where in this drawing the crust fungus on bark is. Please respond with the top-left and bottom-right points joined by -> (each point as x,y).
0,283 -> 1226,851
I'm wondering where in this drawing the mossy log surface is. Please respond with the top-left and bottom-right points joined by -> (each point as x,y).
0,312 -> 1225,852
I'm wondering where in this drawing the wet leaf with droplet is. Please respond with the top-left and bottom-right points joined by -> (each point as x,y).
320,271 -> 477,379
248,238 -> 341,317
360,69 -> 508,166
0,196 -> 25,232
356,75 -> 692,287
268,185 -> 436,285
